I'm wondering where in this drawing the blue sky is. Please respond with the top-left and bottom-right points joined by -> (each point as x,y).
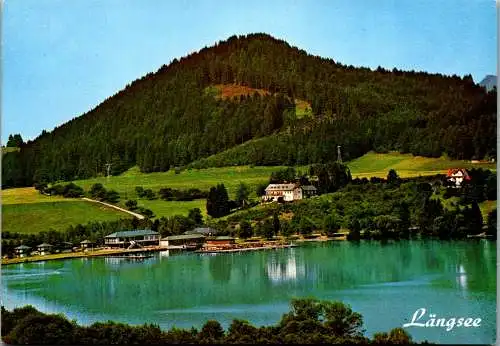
2,0 -> 496,142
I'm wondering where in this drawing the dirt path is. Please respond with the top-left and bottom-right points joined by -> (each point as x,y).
82,197 -> 145,219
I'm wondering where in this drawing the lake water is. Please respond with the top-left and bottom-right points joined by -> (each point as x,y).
1,240 -> 496,344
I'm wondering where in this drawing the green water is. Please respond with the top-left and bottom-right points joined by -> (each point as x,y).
2,240 -> 496,344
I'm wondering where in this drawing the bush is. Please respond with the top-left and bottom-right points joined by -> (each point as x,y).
125,200 -> 138,210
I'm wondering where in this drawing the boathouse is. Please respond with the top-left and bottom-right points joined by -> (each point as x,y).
80,240 -> 95,251
104,230 -> 160,248
206,236 -> 236,247
14,245 -> 31,258
160,234 -> 205,249
37,243 -> 53,256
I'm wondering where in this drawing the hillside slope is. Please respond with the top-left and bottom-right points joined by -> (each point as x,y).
3,33 -> 496,188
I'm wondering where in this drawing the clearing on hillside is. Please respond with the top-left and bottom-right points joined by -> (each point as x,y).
210,84 -> 312,117
2,201 -> 130,234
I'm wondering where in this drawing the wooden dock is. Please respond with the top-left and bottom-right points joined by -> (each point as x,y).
195,243 -> 296,254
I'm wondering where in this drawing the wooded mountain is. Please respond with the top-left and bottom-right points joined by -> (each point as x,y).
3,33 -> 496,187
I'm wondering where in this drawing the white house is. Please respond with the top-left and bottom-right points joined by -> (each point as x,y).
446,168 -> 471,188
262,183 -> 317,202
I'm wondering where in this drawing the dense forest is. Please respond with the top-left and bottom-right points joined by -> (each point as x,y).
1,298 -> 422,344
3,33 -> 496,187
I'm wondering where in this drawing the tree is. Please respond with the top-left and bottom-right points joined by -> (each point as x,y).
197,320 -> 224,344
105,190 -> 120,203
387,169 -> 400,187
235,182 -> 250,208
238,221 -> 253,239
323,214 -> 341,236
256,183 -> 268,197
467,201 -> 484,234
89,183 -> 107,200
6,133 -> 24,148
272,213 -> 280,235
299,217 -> 314,235
188,208 -> 203,226
487,209 -> 497,238
125,200 -> 138,210
206,184 -> 230,218
135,186 -> 145,198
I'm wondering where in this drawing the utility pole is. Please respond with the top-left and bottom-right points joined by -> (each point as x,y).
105,162 -> 112,179
337,145 -> 342,163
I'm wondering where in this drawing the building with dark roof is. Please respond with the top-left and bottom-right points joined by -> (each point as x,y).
37,243 -> 53,255
160,234 -> 205,249
104,229 -> 160,247
183,227 -> 218,236
14,245 -> 31,258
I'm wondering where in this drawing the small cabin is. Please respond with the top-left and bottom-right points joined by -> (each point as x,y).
14,245 -> 31,258
37,243 -> 53,256
80,239 -> 95,250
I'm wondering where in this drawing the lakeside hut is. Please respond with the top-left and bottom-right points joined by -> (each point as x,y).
104,230 -> 160,248
80,240 -> 95,251
160,234 -> 205,249
37,243 -> 53,256
14,245 -> 31,258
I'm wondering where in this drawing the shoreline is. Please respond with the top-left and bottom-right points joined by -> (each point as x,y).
1,236 -> 346,266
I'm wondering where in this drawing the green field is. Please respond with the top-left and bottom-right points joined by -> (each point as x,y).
136,199 -> 207,218
348,152 -> 495,178
2,201 -> 129,234
2,152 -> 496,234
73,165 -> 282,199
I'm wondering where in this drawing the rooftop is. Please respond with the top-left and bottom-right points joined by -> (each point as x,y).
209,236 -> 235,241
15,245 -> 31,250
37,243 -> 53,248
265,184 -> 296,191
80,240 -> 94,244
301,185 -> 317,191
184,227 -> 218,235
161,234 -> 206,241
105,229 -> 159,238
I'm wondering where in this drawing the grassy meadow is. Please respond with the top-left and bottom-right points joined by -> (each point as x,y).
2,151 -> 496,234
348,152 -> 495,179
72,165 -> 281,200
2,201 -> 128,234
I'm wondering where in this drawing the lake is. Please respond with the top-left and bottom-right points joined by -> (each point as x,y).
1,240 -> 496,344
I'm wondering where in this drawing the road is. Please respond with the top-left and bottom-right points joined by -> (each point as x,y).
82,197 -> 145,219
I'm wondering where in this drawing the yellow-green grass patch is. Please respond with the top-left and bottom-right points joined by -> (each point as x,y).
2,201 -> 130,234
2,187 -> 71,205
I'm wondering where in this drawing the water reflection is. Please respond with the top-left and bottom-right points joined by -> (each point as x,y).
456,264 -> 467,290
1,241 -> 496,345
266,250 -> 305,284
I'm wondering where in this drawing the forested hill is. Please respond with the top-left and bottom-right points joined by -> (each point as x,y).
3,33 -> 496,187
